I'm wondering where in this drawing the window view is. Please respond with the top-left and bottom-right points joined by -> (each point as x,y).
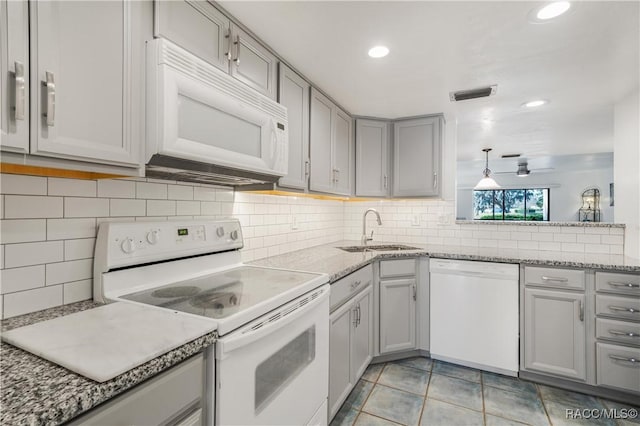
474,189 -> 549,221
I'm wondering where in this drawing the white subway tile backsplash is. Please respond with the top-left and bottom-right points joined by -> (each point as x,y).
0,219 -> 46,243
97,179 -> 136,198
48,178 -> 96,197
1,265 -> 45,294
64,198 -> 109,218
3,285 -> 63,318
177,201 -> 201,216
0,174 -> 47,195
0,173 -> 629,319
4,195 -> 63,218
4,241 -> 63,268
46,259 -> 93,285
193,187 -> 217,201
136,182 -> 167,199
63,279 -> 92,304
147,200 -> 176,216
110,199 -> 146,217
47,218 -> 96,240
168,185 -> 194,200
64,238 -> 96,261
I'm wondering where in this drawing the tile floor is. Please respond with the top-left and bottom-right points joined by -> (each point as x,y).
330,358 -> 640,426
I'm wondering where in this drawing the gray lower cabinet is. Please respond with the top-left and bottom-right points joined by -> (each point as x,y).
524,287 -> 586,381
277,63 -> 310,190
379,278 -> 416,354
310,88 -> 353,196
355,119 -> 389,197
329,285 -> 373,420
69,354 -> 205,425
392,116 -> 442,197
594,271 -> 640,394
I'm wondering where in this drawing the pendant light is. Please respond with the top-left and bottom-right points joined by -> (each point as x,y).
474,148 -> 501,190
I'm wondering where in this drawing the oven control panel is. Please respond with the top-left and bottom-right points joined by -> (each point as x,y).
95,219 -> 243,269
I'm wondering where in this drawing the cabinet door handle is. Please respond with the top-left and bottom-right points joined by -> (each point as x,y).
43,71 -> 55,127
335,169 -> 340,183
233,34 -> 240,65
579,300 -> 584,322
224,28 -> 232,60
350,280 -> 361,291
608,330 -> 639,338
608,354 -> 639,364
608,306 -> 638,314
541,276 -> 569,283
305,160 -> 310,179
383,175 -> 388,189
412,285 -> 417,301
433,172 -> 437,189
357,303 -> 361,326
608,281 -> 640,289
14,61 -> 25,121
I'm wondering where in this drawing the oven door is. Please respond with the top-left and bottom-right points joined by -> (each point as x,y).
215,285 -> 329,426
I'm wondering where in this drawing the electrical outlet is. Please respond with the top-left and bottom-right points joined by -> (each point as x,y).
291,216 -> 299,230
438,214 -> 450,225
412,215 -> 420,226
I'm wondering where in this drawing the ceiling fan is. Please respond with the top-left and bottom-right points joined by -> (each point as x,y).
494,160 -> 554,177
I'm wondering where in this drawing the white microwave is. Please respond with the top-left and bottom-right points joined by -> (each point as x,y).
145,39 -> 288,185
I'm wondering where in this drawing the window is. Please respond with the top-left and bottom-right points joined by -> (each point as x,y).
474,188 -> 549,221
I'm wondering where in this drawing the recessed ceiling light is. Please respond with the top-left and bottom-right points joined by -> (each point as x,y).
522,99 -> 548,108
537,1 -> 571,20
368,46 -> 389,58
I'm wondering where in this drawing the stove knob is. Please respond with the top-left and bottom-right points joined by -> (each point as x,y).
230,230 -> 239,241
120,238 -> 136,254
216,227 -> 225,238
146,230 -> 160,245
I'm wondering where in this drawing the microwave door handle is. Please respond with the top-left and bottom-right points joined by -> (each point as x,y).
219,288 -> 329,354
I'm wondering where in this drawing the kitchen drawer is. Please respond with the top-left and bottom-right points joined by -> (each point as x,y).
330,264 -> 373,311
380,259 -> 416,278
596,318 -> 640,347
596,343 -> 640,393
69,353 -> 204,425
596,272 -> 640,296
524,266 -> 585,290
596,294 -> 640,321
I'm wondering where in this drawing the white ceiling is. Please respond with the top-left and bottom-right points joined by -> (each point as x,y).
219,1 -> 639,161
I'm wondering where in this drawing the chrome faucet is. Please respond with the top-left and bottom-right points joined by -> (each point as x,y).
362,208 -> 382,245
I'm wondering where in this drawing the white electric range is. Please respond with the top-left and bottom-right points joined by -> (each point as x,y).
94,219 -> 330,426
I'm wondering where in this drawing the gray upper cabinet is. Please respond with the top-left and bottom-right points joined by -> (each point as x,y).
229,24 -> 277,100
310,87 -> 353,195
29,0 -> 144,167
524,287 -> 586,381
0,0 -> 29,154
356,119 -> 389,197
154,1 -> 277,100
393,116 -> 442,197
277,63 -> 309,190
154,0 -> 230,73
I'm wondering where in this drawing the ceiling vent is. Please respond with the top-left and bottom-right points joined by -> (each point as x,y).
449,85 -> 497,102
501,153 -> 522,158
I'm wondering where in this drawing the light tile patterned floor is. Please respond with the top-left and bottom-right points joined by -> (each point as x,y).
330,358 -> 640,426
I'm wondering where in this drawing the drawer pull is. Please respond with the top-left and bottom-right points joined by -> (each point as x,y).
608,354 -> 639,364
609,306 -> 638,314
579,300 -> 584,322
541,276 -> 569,283
350,280 -> 362,291
609,330 -> 639,338
608,281 -> 640,289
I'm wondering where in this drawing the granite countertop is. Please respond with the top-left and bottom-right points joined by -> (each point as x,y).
250,241 -> 640,281
0,301 -> 216,426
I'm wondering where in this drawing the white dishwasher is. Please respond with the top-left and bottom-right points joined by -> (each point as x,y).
429,259 -> 519,376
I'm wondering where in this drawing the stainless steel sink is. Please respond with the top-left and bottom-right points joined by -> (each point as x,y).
337,244 -> 420,253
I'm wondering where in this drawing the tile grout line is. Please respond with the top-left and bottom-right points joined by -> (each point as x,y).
480,371 -> 487,426
355,362 -> 384,425
536,383 -> 554,426
416,360 -> 434,426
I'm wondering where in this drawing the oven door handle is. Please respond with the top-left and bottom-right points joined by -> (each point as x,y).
219,287 -> 329,354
